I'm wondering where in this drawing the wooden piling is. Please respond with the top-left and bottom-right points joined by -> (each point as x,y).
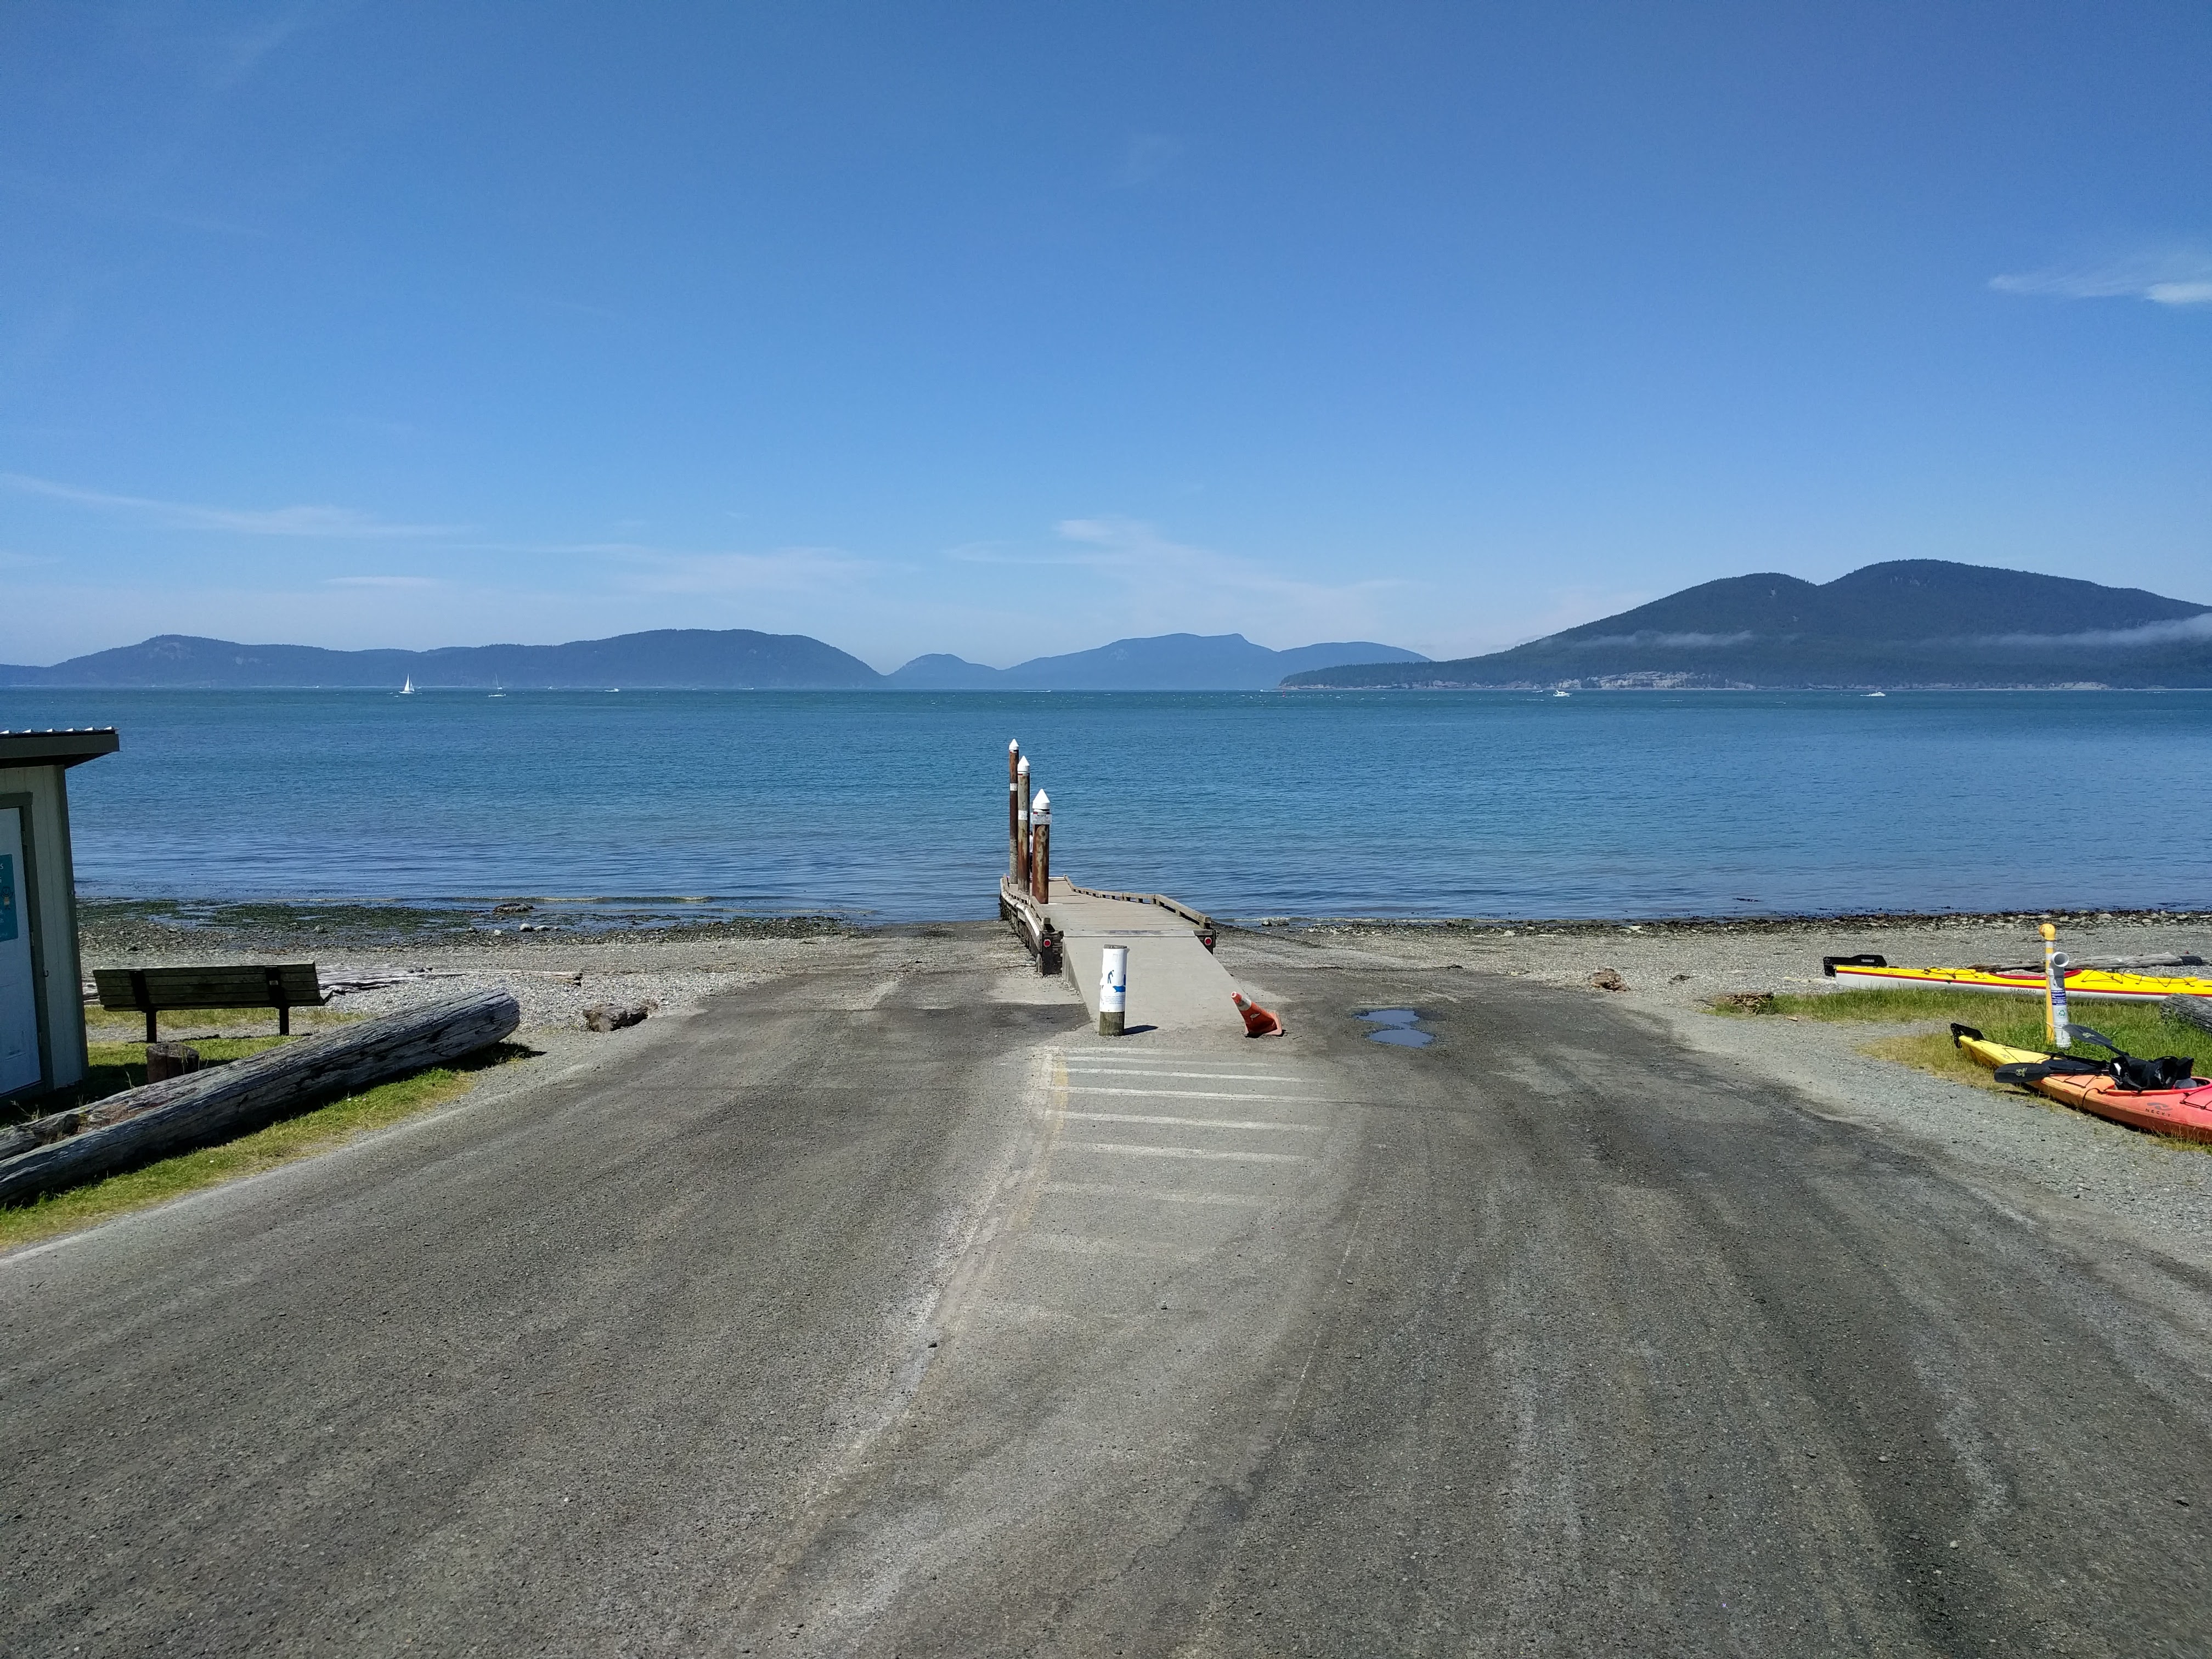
1008,740 -> 1022,881
1016,755 -> 1032,889
1031,790 -> 1051,902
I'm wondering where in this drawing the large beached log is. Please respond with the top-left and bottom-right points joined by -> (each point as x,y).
2164,994 -> 2212,1040
0,989 -> 519,1205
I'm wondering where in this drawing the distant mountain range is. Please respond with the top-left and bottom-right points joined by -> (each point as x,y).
887,635 -> 1424,691
1282,561 -> 2212,690
12,561 -> 2203,693
0,629 -> 1424,692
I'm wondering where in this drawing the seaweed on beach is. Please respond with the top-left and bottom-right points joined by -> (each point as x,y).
76,896 -> 857,954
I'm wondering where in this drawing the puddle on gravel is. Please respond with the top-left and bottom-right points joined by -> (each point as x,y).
1357,1008 -> 1433,1047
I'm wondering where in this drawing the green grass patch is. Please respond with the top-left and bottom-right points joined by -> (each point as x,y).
0,1043 -> 531,1255
1712,986 -> 2041,1024
1713,986 -> 2203,1058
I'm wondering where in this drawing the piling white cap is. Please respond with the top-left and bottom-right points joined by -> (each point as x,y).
1017,755 -> 1030,775
1009,738 -> 1019,752
1032,789 -> 1049,816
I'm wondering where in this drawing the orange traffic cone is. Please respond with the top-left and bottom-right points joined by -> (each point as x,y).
1233,992 -> 1284,1037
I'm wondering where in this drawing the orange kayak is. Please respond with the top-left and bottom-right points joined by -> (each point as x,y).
2024,1069 -> 2212,1146
1953,1028 -> 2212,1144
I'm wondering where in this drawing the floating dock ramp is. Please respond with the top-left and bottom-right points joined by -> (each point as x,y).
1002,877 -> 1240,1033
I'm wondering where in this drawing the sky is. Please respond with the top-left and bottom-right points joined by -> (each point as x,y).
3,1 -> 2207,673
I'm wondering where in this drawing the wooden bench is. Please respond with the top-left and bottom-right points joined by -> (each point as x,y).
92,964 -> 326,1043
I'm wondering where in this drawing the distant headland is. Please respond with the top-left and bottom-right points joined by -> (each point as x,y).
1283,561 -> 2212,690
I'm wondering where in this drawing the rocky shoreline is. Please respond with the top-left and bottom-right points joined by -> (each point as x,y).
77,894 -> 2212,1033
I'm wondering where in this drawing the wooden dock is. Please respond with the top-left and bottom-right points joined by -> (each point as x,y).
1002,876 -> 1242,1032
997,740 -> 1244,1032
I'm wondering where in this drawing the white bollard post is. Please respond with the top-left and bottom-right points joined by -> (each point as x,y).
1099,944 -> 1128,1037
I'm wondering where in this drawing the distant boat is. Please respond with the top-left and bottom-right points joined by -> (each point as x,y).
400,677 -> 414,695
1864,691 -> 1886,698
489,679 -> 506,698
1552,689 -> 1571,698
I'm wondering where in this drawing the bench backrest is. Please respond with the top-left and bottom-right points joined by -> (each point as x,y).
94,963 -> 324,1012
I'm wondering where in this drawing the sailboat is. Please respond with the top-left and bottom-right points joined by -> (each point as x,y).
400,677 -> 415,695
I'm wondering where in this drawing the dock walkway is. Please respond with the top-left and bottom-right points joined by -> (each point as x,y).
1040,879 -> 1242,1034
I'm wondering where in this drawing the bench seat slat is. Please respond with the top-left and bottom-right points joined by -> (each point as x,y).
93,964 -> 324,1011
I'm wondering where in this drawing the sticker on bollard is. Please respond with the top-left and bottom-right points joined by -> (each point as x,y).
1099,945 -> 1128,1037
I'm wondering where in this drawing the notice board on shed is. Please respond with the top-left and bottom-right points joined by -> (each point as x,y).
0,806 -> 38,1097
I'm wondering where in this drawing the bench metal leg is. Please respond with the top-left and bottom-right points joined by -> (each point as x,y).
145,1009 -> 157,1045
278,1003 -> 290,1036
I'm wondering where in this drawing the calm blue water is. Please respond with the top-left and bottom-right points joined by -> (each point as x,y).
5,689 -> 2208,921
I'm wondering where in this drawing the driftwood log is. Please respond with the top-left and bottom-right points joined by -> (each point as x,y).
2164,994 -> 2212,1040
0,989 -> 519,1206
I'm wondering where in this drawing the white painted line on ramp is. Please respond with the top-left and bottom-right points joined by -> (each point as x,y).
1057,1079 -> 1300,1092
1064,1141 -> 1313,1164
1060,1086 -> 1341,1103
1041,1181 -> 1268,1207
1020,1232 -> 1209,1262
1055,1111 -> 1323,1132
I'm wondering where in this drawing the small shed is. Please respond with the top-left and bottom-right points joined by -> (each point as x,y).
1,728 -> 119,1103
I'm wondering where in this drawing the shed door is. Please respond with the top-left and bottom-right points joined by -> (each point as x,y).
0,806 -> 40,1097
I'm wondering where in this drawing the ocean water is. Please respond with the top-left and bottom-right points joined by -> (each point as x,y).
5,688 -> 2209,921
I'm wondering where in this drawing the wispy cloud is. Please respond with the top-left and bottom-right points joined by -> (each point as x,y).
1991,250 -> 2212,307
328,574 -> 440,589
1,472 -> 461,538
1566,630 -> 1757,649
209,6 -> 331,92
1969,613 -> 2212,649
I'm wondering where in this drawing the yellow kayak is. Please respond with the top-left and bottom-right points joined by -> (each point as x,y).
1953,1032 -> 2049,1070
1823,955 -> 2212,1002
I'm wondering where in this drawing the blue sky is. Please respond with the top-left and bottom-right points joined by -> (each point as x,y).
3,1 -> 2207,671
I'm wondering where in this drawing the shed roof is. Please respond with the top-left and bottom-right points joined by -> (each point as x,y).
0,728 -> 121,769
